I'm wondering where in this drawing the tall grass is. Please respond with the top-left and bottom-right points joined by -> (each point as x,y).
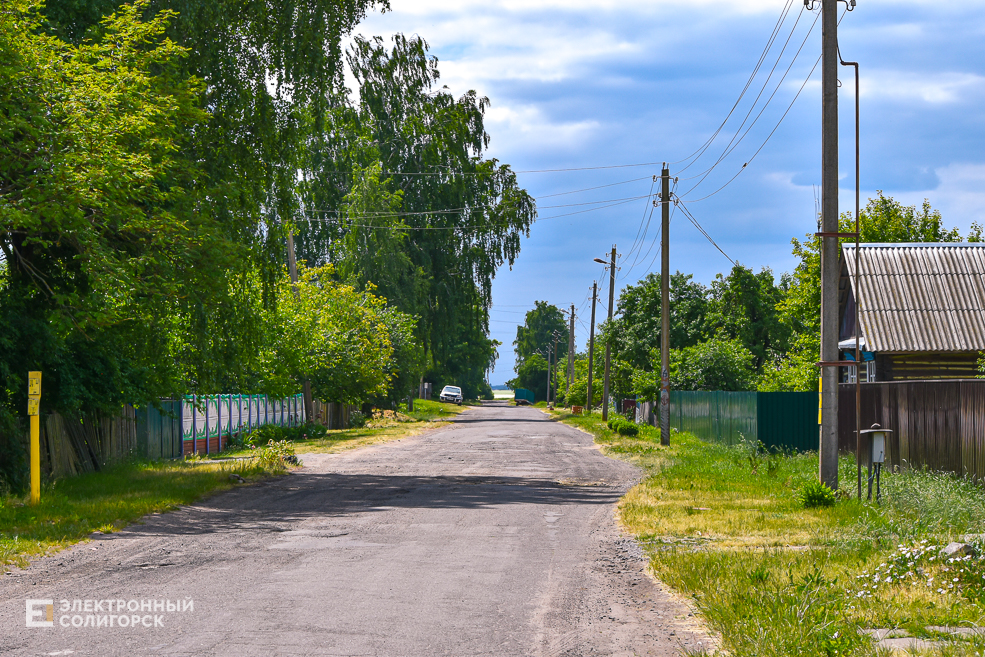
553,409 -> 985,656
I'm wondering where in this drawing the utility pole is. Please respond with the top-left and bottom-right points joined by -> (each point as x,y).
286,230 -> 314,425
546,344 -> 552,406
586,282 -> 597,413
554,331 -> 558,406
818,0 -> 840,490
567,304 -> 575,397
602,245 -> 617,421
660,165 -> 671,446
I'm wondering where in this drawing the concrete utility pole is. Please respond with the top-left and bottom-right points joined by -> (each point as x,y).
818,0 -> 840,490
567,304 -> 575,396
660,166 -> 671,446
553,331 -> 558,405
602,245 -> 617,421
286,231 -> 314,425
586,282 -> 597,413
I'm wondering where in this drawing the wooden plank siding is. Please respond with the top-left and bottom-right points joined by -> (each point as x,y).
839,379 -> 985,479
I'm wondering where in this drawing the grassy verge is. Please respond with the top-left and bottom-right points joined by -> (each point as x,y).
553,408 -> 985,656
0,456 -> 287,572
1,400 -> 467,572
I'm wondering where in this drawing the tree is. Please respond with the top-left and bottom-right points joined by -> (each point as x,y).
507,354 -> 549,402
706,265 -> 789,371
269,265 -> 414,405
633,338 -> 757,395
605,272 -> 710,372
299,35 -> 535,399
514,301 -> 567,366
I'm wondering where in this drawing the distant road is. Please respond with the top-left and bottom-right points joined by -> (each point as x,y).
1,402 -> 712,656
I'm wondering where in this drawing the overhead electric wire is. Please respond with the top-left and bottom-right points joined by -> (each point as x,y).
681,51 -> 822,203
679,3 -> 814,198
670,0 -> 798,173
675,198 -> 736,266
536,176 -> 651,198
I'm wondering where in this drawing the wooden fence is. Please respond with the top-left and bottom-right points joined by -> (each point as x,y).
838,379 -> 985,479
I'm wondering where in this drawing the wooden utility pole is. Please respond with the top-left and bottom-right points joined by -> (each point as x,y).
819,0 -> 840,489
602,245 -> 616,421
552,331 -> 560,405
546,343 -> 553,405
286,231 -> 314,425
586,282 -> 597,413
660,166 -> 671,446
567,304 -> 575,396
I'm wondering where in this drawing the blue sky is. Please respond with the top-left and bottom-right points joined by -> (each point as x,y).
352,0 -> 985,385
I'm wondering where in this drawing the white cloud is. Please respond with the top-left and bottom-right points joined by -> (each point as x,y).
485,105 -> 601,152
870,163 -> 985,232
860,70 -> 985,104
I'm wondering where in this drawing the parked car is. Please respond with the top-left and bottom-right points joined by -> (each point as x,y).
439,385 -> 463,405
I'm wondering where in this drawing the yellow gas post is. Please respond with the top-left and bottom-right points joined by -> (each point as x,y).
28,371 -> 41,505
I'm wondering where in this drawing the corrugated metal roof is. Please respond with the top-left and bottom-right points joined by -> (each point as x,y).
842,243 -> 985,353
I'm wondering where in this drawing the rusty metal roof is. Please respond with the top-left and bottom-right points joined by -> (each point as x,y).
842,243 -> 985,353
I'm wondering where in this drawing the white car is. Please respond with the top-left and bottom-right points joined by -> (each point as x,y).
439,385 -> 463,405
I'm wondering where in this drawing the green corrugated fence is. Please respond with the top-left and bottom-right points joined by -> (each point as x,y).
668,391 -> 817,452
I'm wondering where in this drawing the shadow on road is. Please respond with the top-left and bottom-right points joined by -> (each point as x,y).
107,473 -> 623,538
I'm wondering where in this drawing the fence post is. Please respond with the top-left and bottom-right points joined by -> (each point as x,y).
191,395 -> 197,456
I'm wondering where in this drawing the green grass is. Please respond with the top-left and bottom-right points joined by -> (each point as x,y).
0,456 -> 285,571
553,409 -> 985,656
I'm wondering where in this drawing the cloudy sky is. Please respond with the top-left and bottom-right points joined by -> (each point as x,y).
353,0 -> 985,385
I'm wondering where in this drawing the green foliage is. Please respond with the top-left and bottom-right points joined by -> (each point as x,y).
799,479 -> 836,508
634,337 -> 757,395
507,354 -> 548,402
239,422 -> 325,448
348,410 -> 367,428
299,35 -> 534,401
513,301 -> 567,365
706,265 -> 790,371
607,417 -> 640,436
606,272 -> 709,372
249,440 -> 299,471
267,264 -> 412,404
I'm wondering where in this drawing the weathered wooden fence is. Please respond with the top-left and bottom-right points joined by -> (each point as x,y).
838,380 -> 985,479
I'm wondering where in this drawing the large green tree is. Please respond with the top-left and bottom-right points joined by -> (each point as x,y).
513,301 -> 567,367
297,35 -> 535,399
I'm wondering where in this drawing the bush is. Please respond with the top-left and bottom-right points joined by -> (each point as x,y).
349,410 -> 367,428
607,417 -> 640,437
237,422 -> 324,448
798,479 -> 836,508
250,439 -> 299,470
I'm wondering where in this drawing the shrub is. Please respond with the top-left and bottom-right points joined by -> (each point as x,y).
607,417 -> 640,437
349,410 -> 367,428
237,422 -> 324,448
799,479 -> 836,508
250,439 -> 299,470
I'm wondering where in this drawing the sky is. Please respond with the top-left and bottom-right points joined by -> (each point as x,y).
352,0 -> 985,385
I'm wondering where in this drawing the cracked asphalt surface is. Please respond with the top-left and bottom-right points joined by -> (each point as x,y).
1,401 -> 714,656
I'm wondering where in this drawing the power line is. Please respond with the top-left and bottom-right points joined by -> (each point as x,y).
680,3 -> 815,198
682,51 -> 822,203
674,198 -> 736,267
671,0 -> 798,173
537,176 -> 651,198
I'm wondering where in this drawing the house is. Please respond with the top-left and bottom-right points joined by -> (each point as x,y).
838,242 -> 985,382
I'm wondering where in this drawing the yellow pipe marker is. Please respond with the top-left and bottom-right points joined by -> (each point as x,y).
28,371 -> 41,505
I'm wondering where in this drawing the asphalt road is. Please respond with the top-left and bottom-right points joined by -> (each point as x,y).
1,402 -> 713,656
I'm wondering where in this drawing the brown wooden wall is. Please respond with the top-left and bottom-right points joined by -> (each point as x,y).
877,352 -> 980,381
839,379 -> 985,479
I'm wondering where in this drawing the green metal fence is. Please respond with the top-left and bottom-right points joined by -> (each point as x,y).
514,388 -> 535,404
669,391 -> 817,452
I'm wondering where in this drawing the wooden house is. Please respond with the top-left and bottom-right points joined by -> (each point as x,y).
838,243 -> 985,382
